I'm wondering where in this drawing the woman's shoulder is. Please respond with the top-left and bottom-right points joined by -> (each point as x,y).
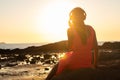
86,25 -> 95,32
67,28 -> 74,34
86,25 -> 93,29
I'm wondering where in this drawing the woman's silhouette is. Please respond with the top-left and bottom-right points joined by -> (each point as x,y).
46,7 -> 98,80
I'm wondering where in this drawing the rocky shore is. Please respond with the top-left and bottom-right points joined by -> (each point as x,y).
0,41 -> 120,80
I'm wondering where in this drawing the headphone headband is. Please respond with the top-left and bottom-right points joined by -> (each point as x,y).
70,7 -> 86,20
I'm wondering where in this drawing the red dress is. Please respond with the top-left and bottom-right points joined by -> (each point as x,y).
56,26 -> 95,75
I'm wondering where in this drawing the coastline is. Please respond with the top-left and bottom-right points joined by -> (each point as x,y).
0,41 -> 120,80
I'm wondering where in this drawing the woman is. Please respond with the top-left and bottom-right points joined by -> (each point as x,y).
46,7 -> 98,80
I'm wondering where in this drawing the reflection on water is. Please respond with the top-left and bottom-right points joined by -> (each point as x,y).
0,53 -> 65,80
0,64 -> 53,80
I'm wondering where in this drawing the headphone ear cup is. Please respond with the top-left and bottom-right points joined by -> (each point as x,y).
83,12 -> 86,20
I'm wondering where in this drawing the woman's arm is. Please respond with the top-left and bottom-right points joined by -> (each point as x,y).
93,31 -> 98,68
67,28 -> 73,51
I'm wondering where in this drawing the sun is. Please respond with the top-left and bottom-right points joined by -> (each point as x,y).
36,1 -> 75,42
41,1 -> 74,32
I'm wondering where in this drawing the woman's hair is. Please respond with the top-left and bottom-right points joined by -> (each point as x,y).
69,7 -> 88,44
69,7 -> 86,25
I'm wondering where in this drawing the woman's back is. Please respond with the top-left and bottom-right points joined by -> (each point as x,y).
70,25 -> 94,51
66,25 -> 95,70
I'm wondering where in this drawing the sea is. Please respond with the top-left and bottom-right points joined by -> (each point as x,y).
0,43 -> 48,49
0,41 -> 106,49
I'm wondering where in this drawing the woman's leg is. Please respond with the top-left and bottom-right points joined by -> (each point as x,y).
45,63 -> 58,80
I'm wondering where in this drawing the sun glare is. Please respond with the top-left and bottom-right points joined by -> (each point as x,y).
58,53 -> 66,59
36,1 -> 75,41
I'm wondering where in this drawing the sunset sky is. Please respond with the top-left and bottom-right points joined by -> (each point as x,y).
0,0 -> 120,43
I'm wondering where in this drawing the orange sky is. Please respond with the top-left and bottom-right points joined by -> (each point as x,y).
0,0 -> 120,43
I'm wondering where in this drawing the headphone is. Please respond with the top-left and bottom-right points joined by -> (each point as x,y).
69,7 -> 86,21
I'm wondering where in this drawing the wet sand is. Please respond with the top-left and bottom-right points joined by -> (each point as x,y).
0,64 -> 53,80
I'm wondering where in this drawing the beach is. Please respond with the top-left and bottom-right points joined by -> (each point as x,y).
0,64 -> 53,80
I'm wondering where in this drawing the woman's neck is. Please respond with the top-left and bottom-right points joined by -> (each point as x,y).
74,21 -> 85,26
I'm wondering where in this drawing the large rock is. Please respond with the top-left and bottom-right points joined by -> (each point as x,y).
50,66 -> 120,80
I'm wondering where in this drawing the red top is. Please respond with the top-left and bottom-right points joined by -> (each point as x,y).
56,25 -> 95,75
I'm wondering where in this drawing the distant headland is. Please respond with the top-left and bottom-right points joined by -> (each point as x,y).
0,42 -> 6,44
0,40 -> 120,54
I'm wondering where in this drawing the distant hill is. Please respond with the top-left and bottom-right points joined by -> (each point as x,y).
0,40 -> 68,54
0,40 -> 120,54
0,42 -> 6,44
23,40 -> 68,54
99,41 -> 120,49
